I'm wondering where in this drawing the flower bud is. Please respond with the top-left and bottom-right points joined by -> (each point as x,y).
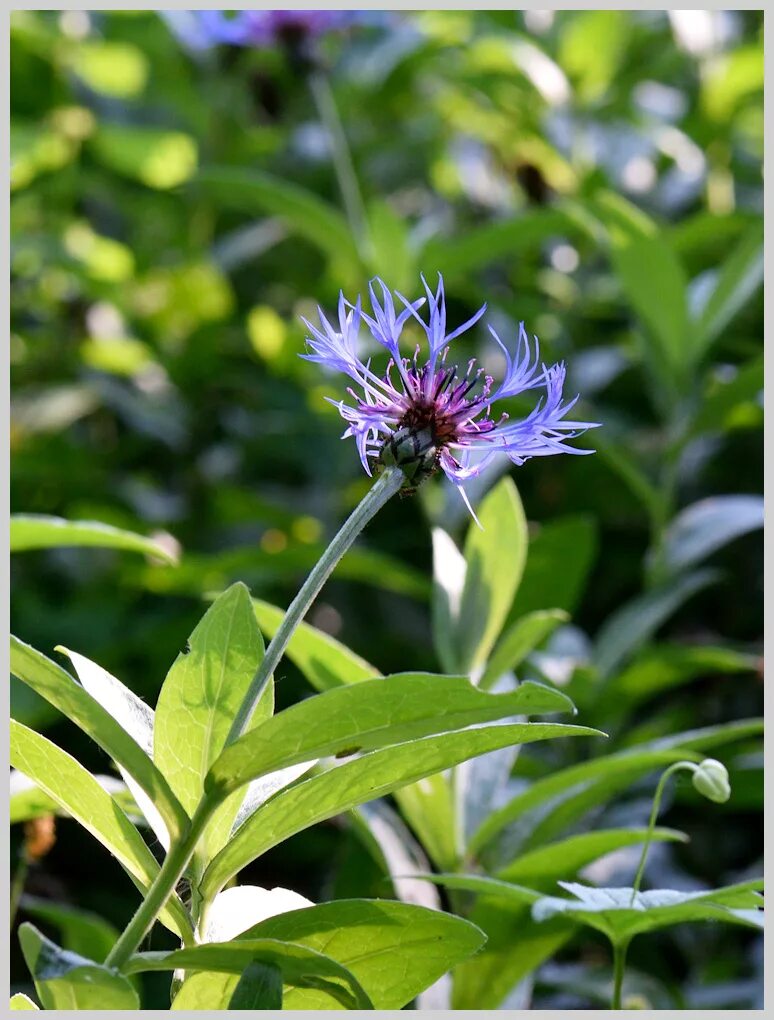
691,758 -> 731,804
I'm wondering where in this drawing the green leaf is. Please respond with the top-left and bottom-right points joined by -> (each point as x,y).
9,514 -> 177,563
509,516 -> 597,620
453,898 -> 571,1009
89,124 -> 197,189
431,527 -> 467,674
610,234 -> 690,382
692,354 -> 763,436
11,769 -> 141,825
593,569 -> 717,678
206,672 -> 575,796
10,637 -> 188,841
656,495 -> 763,575
393,772 -> 457,872
128,939 -> 373,1010
57,647 -> 169,849
201,720 -> 600,898
412,871 -> 542,907
471,718 -> 762,863
18,923 -> 139,1010
196,167 -> 360,274
559,10 -> 630,101
414,872 -> 574,1007
694,225 -> 763,356
10,721 -> 192,942
616,644 -> 760,707
9,994 -> 39,1010
20,896 -> 120,965
470,748 -> 695,862
10,771 -> 59,823
481,609 -> 569,690
174,899 -> 487,1010
498,828 -> 688,884
229,962 -> 282,1009
138,541 -> 430,600
457,477 -> 528,674
532,879 -> 764,943
419,207 -> 585,281
367,200 -> 415,290
154,583 -> 265,817
252,597 -> 379,690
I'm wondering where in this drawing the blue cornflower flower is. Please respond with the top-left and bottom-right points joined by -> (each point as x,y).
303,276 -> 599,517
165,10 -> 370,51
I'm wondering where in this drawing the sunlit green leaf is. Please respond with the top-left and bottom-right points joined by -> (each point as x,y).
173,899 -> 486,1010
90,125 -> 197,189
154,583 -> 265,815
10,721 -> 192,941
498,828 -> 687,884
457,477 -> 528,674
206,672 -> 574,797
129,939 -> 373,1010
9,993 -> 39,1010
10,638 -> 188,841
202,719 -> 600,898
10,515 -> 177,563
57,648 -> 168,848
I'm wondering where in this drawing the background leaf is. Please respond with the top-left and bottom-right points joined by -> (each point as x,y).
10,515 -> 177,563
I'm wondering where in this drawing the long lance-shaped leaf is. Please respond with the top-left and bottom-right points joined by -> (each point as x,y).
206,673 -> 574,796
201,721 -> 601,899
10,514 -> 178,563
470,717 -> 763,861
10,721 -> 192,942
10,637 -> 189,840
126,939 -> 373,1010
196,167 -> 360,271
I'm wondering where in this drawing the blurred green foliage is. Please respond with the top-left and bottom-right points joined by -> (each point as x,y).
10,9 -> 762,1010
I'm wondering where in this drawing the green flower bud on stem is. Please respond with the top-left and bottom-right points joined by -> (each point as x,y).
691,758 -> 731,803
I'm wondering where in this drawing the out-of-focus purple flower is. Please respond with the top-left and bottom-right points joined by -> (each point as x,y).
166,10 -> 371,51
302,275 -> 599,517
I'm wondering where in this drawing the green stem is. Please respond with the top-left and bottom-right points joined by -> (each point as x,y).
307,69 -> 371,262
630,761 -> 696,903
227,466 -> 403,744
105,797 -> 217,970
106,468 -> 403,970
611,939 -> 630,1009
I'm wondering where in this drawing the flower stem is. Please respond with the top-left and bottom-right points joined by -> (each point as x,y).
307,69 -> 371,262
630,760 -> 696,904
228,466 -> 403,743
105,796 -> 216,969
611,939 -> 630,1009
105,468 -> 402,970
